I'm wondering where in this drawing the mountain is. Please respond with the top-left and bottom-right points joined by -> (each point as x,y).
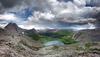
0,23 -> 100,57
24,28 -> 37,35
5,23 -> 18,30
0,28 -> 6,35
74,29 -> 100,43
4,23 -> 25,34
0,23 -> 43,57
24,28 -> 40,40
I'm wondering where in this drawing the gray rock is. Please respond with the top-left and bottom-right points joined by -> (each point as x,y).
74,29 -> 100,43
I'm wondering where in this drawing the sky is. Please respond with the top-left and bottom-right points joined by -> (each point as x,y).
0,0 -> 100,30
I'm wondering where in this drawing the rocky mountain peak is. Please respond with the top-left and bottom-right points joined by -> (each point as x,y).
5,23 -> 18,29
4,23 -> 21,33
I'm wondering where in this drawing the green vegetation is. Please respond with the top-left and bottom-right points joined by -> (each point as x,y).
26,32 -> 40,41
39,35 -> 56,43
53,30 -> 73,36
29,34 -> 40,41
27,30 -> 77,45
85,43 -> 93,50
59,36 -> 77,44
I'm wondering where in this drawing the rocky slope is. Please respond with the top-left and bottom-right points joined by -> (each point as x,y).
0,23 -> 43,57
0,23 -> 100,57
74,29 -> 100,43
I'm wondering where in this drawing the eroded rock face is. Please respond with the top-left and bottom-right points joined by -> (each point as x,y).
74,29 -> 100,43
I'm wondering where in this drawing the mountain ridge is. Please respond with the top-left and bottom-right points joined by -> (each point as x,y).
74,29 -> 100,43
0,23 -> 100,57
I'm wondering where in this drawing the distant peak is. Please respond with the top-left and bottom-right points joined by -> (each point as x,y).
4,23 -> 19,33
5,22 -> 18,28
7,22 -> 17,26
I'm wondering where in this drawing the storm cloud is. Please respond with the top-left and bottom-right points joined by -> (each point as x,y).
0,0 -> 20,8
0,0 -> 100,30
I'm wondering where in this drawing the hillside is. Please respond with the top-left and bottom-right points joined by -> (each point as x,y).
0,23 -> 99,57
0,23 -> 43,57
74,29 -> 100,43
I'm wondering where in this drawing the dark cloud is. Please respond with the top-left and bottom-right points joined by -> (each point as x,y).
86,0 -> 100,7
93,11 -> 100,19
92,12 -> 100,26
0,0 -> 99,30
0,0 -> 20,8
57,0 -> 73,2
0,0 -> 21,14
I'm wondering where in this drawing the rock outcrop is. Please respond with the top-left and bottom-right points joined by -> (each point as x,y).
74,29 -> 100,43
